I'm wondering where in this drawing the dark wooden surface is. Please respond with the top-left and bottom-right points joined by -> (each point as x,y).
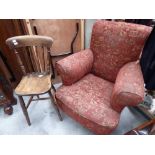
0,64 -> 17,115
0,19 -> 26,87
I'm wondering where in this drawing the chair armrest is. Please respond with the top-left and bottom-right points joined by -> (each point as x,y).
111,61 -> 145,112
56,49 -> 94,85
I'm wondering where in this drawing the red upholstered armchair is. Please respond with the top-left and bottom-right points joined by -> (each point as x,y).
55,20 -> 152,134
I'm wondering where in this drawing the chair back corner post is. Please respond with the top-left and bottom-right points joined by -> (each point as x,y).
47,47 -> 55,78
14,49 -> 27,75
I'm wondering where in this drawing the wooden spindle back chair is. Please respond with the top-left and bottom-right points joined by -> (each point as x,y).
6,35 -> 62,125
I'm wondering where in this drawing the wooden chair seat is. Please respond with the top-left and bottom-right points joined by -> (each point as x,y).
15,73 -> 51,96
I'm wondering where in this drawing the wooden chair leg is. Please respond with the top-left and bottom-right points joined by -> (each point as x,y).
26,96 -> 33,109
48,90 -> 62,121
36,95 -> 40,99
51,84 -> 56,92
18,95 -> 31,126
51,57 -> 55,79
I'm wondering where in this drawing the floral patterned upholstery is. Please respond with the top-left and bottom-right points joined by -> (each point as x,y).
56,49 -> 93,85
56,74 -> 120,134
91,20 -> 151,82
111,62 -> 145,112
55,20 -> 151,134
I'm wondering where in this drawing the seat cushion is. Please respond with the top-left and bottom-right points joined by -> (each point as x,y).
15,73 -> 51,95
56,74 -> 120,134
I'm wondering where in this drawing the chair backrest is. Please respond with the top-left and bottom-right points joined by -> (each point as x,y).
6,35 -> 53,75
90,20 -> 152,82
